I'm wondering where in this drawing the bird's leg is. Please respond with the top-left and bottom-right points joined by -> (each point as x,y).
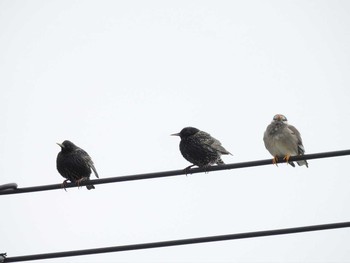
184,165 -> 195,176
203,165 -> 210,174
283,154 -> 291,164
76,179 -> 81,189
61,179 -> 69,192
272,156 -> 279,166
76,178 -> 87,189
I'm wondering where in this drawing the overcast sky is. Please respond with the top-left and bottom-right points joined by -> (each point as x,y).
1,0 -> 350,262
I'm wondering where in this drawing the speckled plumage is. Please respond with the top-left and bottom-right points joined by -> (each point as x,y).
56,140 -> 99,190
263,114 -> 308,167
172,127 -> 232,169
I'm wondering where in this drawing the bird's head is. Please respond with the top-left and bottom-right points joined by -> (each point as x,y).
171,127 -> 200,139
273,114 -> 288,123
56,140 -> 77,152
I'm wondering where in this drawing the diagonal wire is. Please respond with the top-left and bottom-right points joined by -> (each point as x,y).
1,149 -> 350,196
4,221 -> 350,262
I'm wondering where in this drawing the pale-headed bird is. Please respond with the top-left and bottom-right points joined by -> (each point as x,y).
263,114 -> 308,167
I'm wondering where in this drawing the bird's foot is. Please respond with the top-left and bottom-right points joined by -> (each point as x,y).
76,178 -> 87,189
283,154 -> 291,164
272,156 -> 279,166
61,180 -> 69,192
184,165 -> 195,176
203,165 -> 210,174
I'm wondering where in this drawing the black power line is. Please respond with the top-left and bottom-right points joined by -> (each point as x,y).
4,221 -> 350,262
1,149 -> 350,196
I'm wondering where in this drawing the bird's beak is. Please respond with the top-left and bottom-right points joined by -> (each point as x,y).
171,133 -> 180,136
56,143 -> 64,148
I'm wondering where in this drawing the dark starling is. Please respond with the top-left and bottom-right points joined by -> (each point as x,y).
56,140 -> 99,190
171,127 -> 232,170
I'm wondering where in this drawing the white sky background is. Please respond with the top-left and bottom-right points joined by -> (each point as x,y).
1,0 -> 350,262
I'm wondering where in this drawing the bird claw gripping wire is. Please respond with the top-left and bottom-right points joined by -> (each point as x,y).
0,253 -> 7,263
272,156 -> 279,166
183,165 -> 195,176
61,180 -> 70,192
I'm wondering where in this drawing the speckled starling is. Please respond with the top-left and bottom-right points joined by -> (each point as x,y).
172,127 -> 232,170
263,114 -> 308,167
56,140 -> 99,190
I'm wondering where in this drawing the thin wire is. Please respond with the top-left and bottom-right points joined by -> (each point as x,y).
4,221 -> 350,262
1,149 -> 349,196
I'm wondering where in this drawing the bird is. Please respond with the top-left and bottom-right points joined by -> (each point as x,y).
263,114 -> 308,167
171,127 -> 232,170
56,140 -> 99,190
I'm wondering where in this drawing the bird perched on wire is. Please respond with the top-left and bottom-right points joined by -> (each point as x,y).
56,140 -> 99,190
171,127 -> 232,170
263,114 -> 308,167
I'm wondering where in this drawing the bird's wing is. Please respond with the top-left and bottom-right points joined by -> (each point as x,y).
263,123 -> 274,151
287,124 -> 305,154
197,131 -> 232,155
89,163 -> 99,178
77,148 -> 100,178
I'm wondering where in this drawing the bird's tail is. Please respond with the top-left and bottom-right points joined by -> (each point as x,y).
288,161 -> 296,167
79,178 -> 95,190
86,184 -> 95,190
297,146 -> 308,167
297,160 -> 308,168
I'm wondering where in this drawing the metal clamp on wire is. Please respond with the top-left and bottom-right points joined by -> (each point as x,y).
0,183 -> 18,192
